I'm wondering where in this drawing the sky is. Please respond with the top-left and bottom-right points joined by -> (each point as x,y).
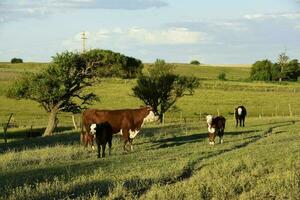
0,0 -> 300,64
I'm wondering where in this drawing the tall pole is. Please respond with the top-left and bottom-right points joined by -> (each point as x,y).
81,31 -> 87,53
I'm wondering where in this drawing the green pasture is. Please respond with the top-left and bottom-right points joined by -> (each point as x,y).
0,63 -> 300,129
0,117 -> 299,199
0,62 -> 299,199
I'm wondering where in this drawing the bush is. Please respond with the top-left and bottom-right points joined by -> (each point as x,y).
218,72 -> 227,81
11,58 -> 23,63
190,60 -> 200,65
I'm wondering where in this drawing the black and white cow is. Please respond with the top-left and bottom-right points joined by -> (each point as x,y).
235,106 -> 247,127
90,122 -> 113,158
206,115 -> 226,145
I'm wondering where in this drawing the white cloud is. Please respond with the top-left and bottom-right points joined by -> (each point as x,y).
244,13 -> 300,20
0,0 -> 168,23
127,27 -> 203,45
62,27 -> 205,50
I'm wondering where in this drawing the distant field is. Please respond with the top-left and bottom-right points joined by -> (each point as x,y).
0,62 -> 299,199
0,63 -> 300,128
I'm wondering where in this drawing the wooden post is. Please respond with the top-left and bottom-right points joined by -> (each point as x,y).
3,113 -> 13,145
289,104 -> 293,117
72,115 -> 78,130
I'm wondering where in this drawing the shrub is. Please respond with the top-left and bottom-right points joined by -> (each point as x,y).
11,58 -> 23,63
218,72 -> 227,81
190,60 -> 200,65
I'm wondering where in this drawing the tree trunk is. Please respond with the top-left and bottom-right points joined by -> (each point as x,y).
43,108 -> 59,136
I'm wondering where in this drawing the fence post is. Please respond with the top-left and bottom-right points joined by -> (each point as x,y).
3,113 -> 14,146
289,104 -> 293,117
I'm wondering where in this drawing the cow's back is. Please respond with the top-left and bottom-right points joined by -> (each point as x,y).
82,108 -> 134,134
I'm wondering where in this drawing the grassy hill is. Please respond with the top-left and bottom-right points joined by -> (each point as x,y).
0,62 -> 299,199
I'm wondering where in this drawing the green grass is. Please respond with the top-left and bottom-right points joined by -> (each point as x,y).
0,62 -> 299,199
0,117 -> 299,199
1,63 -> 300,128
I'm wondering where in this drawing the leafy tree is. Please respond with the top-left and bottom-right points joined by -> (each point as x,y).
11,58 -> 23,63
190,60 -> 200,65
250,59 -> 273,81
83,49 -> 143,79
133,59 -> 199,123
8,49 -> 143,136
282,59 -> 300,81
7,51 -> 101,136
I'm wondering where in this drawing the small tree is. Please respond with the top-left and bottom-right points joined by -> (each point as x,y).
7,51 -> 100,136
11,58 -> 23,63
250,59 -> 273,81
133,59 -> 199,123
278,52 -> 289,82
190,60 -> 200,65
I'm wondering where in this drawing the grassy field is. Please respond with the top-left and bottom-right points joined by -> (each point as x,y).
0,117 -> 299,199
0,62 -> 299,199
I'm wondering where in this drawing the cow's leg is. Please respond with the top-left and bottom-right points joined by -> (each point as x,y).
236,118 -> 238,127
129,138 -> 133,151
97,140 -> 101,158
101,143 -> 106,158
239,118 -> 242,127
242,118 -> 245,127
122,129 -> 130,152
91,137 -> 95,150
123,139 -> 129,151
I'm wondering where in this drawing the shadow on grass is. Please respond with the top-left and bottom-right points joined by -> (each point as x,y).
150,132 -> 207,149
0,157 -> 113,197
0,128 -> 79,153
141,124 -> 188,137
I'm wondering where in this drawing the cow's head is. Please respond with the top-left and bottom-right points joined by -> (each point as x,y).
206,115 -> 213,126
206,115 -> 216,145
90,124 -> 97,135
143,106 -> 159,122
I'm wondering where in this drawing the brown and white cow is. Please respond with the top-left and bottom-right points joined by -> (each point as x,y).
206,115 -> 226,145
81,106 -> 158,151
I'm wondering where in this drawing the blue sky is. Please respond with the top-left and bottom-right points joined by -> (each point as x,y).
0,0 -> 300,64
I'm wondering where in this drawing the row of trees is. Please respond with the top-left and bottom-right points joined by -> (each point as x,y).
8,50 -> 199,136
250,53 -> 300,82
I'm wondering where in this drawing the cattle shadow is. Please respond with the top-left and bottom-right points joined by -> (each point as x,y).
141,124 -> 186,137
150,132 -> 207,149
0,129 -> 80,153
250,120 -> 298,127
224,129 -> 260,136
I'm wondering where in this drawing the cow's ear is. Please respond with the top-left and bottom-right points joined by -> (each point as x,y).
146,105 -> 152,111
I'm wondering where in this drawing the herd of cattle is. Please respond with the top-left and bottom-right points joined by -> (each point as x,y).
81,105 -> 247,158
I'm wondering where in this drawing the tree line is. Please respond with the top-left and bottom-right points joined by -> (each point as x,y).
250,52 -> 300,82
